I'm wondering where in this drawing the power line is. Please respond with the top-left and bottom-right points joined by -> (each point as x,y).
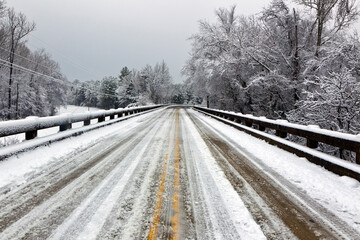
0,58 -> 119,98
25,35 -> 111,114
28,34 -> 104,80
0,36 -> 115,114
0,45 -> 64,76
0,58 -> 65,83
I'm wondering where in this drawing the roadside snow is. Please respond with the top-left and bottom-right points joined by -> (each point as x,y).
56,105 -> 102,115
202,111 -> 360,174
182,110 -> 266,239
195,106 -> 360,142
192,109 -> 360,233
0,109 -> 161,193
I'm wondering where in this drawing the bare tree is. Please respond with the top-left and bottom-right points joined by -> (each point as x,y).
0,1 -> 7,59
5,8 -> 35,118
293,0 -> 359,56
0,0 -> 6,17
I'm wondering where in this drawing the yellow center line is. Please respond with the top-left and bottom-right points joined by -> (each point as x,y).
171,109 -> 181,240
148,153 -> 169,240
147,109 -> 181,240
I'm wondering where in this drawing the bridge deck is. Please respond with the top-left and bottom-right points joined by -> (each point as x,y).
0,107 -> 359,239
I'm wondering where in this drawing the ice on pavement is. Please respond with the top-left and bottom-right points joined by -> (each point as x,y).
192,109 -> 360,234
0,107 -> 359,237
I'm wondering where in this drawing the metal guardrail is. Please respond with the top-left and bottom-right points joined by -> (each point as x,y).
0,105 -> 163,140
194,106 -> 360,181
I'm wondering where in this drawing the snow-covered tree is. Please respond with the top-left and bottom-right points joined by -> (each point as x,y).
293,0 -> 359,56
4,8 -> 36,118
151,61 -> 171,103
117,67 -> 137,108
288,67 -> 360,160
0,2 -> 67,119
183,1 -> 360,123
99,76 -> 118,109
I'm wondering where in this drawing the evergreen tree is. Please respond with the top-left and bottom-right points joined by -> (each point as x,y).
100,76 -> 118,109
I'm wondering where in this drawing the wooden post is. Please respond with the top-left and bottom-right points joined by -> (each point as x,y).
110,115 -> 114,120
98,116 -> 105,122
207,96 -> 209,108
245,121 -> 253,127
307,139 -> 318,149
84,119 -> 91,126
276,130 -> 287,138
356,152 -> 360,164
25,130 -> 37,140
259,125 -> 266,131
60,123 -> 72,132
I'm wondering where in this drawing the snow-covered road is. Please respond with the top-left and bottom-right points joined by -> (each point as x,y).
0,107 -> 359,239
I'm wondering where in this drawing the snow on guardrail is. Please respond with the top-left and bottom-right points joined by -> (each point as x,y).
194,106 -> 360,181
0,105 -> 162,139
196,106 -> 360,142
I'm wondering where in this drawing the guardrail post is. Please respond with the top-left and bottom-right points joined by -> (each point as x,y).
117,113 -> 122,118
84,119 -> 90,126
357,152 -> 360,164
60,123 -> 72,132
245,121 -> 253,127
110,115 -> 114,120
306,139 -> 318,149
25,130 -> 37,140
276,130 -> 287,138
98,116 -> 105,122
259,125 -> 266,131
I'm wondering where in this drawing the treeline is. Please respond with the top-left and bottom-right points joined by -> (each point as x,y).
69,62 -> 200,109
183,0 -> 360,137
0,1 -> 67,120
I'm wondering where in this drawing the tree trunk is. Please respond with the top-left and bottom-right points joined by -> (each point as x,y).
293,8 -> 300,81
16,83 -> 19,119
315,18 -> 323,56
7,46 -> 15,119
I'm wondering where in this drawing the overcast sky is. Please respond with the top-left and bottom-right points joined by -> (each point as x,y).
7,0 -> 276,83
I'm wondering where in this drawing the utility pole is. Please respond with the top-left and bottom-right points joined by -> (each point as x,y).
15,83 -> 19,119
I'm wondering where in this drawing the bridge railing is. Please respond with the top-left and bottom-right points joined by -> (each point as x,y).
0,105 -> 162,140
194,106 -> 360,172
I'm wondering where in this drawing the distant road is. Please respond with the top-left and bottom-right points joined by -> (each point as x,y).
0,107 -> 358,239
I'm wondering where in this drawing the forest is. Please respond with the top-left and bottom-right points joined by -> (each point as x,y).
183,0 -> 360,138
0,0 -> 199,120
68,63 -> 200,110
0,0 -> 68,119
1,0 -> 360,146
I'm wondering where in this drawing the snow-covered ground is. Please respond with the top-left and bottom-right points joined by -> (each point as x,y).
56,105 -> 102,115
0,107 -> 358,239
191,109 -> 360,235
0,107 -> 155,193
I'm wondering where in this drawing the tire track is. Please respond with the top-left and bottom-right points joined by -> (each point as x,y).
180,109 -> 265,240
188,108 -> 359,239
0,109 -> 170,239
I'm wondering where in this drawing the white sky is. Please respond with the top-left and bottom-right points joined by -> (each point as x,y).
6,0 -> 273,83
